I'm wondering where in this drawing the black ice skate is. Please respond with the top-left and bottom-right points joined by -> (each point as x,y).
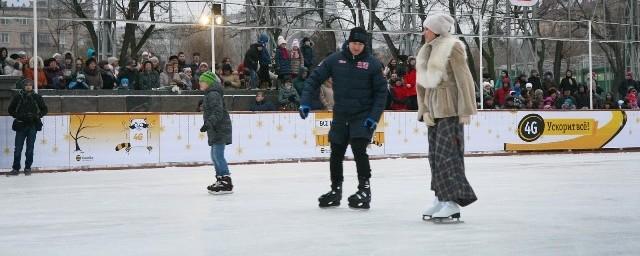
6,169 -> 19,176
24,169 -> 32,176
318,183 -> 342,208
348,179 -> 371,210
207,176 -> 233,195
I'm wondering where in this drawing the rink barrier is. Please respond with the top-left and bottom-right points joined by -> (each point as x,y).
1,110 -> 639,172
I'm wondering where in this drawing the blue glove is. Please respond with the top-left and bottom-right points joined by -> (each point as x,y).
299,105 -> 310,119
363,118 -> 378,131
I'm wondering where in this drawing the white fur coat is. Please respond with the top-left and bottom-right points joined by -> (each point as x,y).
415,35 -> 477,125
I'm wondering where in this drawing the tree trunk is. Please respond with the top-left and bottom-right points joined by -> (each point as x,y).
553,41 -> 564,85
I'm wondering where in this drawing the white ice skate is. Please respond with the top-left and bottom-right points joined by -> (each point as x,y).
422,199 -> 444,221
431,201 -> 462,223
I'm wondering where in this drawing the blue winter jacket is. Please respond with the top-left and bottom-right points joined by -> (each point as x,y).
301,42 -> 387,144
258,33 -> 271,65
275,47 -> 292,76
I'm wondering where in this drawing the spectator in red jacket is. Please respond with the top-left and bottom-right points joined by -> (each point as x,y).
494,80 -> 511,107
402,56 -> 418,110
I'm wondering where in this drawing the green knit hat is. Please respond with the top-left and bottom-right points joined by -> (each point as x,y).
199,71 -> 219,87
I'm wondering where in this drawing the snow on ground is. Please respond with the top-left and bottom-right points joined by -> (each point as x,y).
1,153 -> 640,256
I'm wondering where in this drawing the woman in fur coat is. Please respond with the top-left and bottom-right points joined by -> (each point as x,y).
416,13 -> 478,221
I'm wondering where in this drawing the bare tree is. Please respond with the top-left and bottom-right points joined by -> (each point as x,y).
69,115 -> 99,152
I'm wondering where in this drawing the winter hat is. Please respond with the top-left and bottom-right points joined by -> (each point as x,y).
87,48 -> 95,59
199,71 -> 219,87
526,83 -> 533,89
258,32 -> 269,44
199,62 -> 209,68
142,51 -> 149,56
107,57 -> 119,65
16,51 -> 27,58
348,27 -> 368,44
277,36 -> 287,46
292,39 -> 300,49
423,13 -> 454,35
52,53 -> 62,59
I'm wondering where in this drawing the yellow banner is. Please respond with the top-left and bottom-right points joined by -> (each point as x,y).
543,119 -> 596,135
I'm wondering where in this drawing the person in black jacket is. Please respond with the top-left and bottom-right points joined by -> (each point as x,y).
527,70 -> 543,92
7,79 -> 48,175
299,27 -> 387,210
301,37 -> 314,69
559,70 -> 578,95
243,43 -> 262,90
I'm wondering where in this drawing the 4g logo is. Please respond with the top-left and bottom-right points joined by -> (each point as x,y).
518,114 -> 545,142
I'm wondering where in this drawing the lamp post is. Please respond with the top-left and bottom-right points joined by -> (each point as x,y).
202,3 -> 223,71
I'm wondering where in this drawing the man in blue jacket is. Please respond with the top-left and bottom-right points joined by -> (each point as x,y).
299,27 -> 387,210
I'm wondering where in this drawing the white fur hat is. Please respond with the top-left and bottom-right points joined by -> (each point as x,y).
423,13 -> 454,35
291,39 -> 300,48
29,56 -> 44,68
277,36 -> 287,46
526,83 -> 533,89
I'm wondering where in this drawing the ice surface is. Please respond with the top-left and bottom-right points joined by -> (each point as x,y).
1,153 -> 640,256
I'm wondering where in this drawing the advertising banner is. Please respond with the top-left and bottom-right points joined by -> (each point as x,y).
1,110 -> 638,170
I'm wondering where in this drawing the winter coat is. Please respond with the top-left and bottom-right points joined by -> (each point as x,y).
559,77 -> 578,94
301,41 -> 387,144
320,83 -> 334,110
202,83 -> 232,146
293,67 -> 308,95
258,33 -> 272,65
23,68 -> 48,89
0,47 -> 6,74
4,58 -> 22,76
83,68 -> 103,89
527,76 -> 543,92
100,70 -> 117,90
290,47 -> 304,72
416,34 -> 477,126
44,66 -> 64,89
275,46 -> 292,76
8,89 -> 48,129
390,84 -> 416,110
243,43 -> 261,71
403,68 -> 417,92
278,86 -> 300,110
179,73 -> 193,90
249,100 -> 276,111
117,67 -> 139,89
301,44 -> 314,68
220,73 -> 241,88
494,86 -> 511,107
159,72 -> 180,89
619,79 -> 639,98
575,92 -> 590,109
138,70 -> 160,90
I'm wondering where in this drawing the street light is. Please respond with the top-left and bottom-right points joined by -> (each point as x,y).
208,3 -> 223,69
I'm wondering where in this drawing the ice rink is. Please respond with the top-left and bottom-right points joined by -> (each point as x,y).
1,152 -> 640,256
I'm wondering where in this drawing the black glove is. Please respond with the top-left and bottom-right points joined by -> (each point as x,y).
288,95 -> 296,102
200,124 -> 208,133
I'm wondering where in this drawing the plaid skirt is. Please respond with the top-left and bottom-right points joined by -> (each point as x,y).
427,116 -> 477,207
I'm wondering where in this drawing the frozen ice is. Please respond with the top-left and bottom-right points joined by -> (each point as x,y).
1,153 -> 639,256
